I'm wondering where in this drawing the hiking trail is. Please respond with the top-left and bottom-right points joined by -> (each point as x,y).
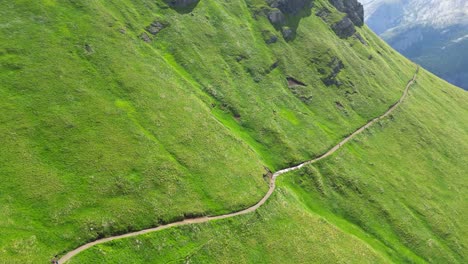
59,66 -> 419,263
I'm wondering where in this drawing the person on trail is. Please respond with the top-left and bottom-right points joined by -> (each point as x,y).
51,255 -> 59,264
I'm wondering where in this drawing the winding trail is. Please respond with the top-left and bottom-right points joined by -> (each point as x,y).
59,67 -> 418,263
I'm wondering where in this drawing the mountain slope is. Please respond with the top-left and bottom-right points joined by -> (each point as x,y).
360,0 -> 468,90
0,0 -> 466,263
70,68 -> 468,263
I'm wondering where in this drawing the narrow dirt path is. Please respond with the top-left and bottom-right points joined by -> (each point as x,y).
59,67 -> 418,263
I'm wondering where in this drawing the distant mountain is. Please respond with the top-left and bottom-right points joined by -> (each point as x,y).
361,0 -> 468,90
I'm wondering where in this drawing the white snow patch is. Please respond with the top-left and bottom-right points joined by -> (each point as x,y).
452,34 -> 468,43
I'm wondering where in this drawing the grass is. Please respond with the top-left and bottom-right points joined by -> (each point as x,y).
0,0 -> 465,263
69,189 -> 390,264
70,68 -> 468,264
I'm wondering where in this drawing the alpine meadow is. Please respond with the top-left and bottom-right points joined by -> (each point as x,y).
0,0 -> 466,263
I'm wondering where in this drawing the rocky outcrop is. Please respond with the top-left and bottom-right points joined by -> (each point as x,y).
140,20 -> 168,43
332,17 -> 356,38
146,21 -> 166,35
315,7 -> 331,21
166,0 -> 199,8
321,57 -> 344,86
329,0 -> 364,26
281,27 -> 294,40
267,0 -> 313,16
268,9 -> 286,26
262,30 -> 278,44
286,77 -> 313,104
140,32 -> 151,43
264,0 -> 314,41
287,77 -> 306,87
315,0 -> 367,39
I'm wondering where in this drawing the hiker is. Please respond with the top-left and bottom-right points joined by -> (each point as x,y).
51,255 -> 59,264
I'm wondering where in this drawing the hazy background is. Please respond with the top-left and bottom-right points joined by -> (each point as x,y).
359,0 -> 468,90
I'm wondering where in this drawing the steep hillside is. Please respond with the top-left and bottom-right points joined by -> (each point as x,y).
70,70 -> 468,264
69,68 -> 468,264
0,0 -> 466,263
360,0 -> 468,90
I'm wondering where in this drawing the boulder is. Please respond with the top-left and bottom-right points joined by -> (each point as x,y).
166,0 -> 199,8
282,26 -> 294,40
268,9 -> 286,26
315,7 -> 331,20
263,31 -> 279,44
332,17 -> 355,38
140,32 -> 151,43
267,0 -> 313,16
146,21 -> 165,35
329,0 -> 364,26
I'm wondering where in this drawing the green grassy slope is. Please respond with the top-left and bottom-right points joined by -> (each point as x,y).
0,0 -> 465,263
70,189 -> 390,264
70,69 -> 468,264
1,1 -> 271,262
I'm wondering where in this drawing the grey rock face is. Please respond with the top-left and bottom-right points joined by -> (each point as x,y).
267,0 -> 313,15
315,7 -> 331,20
262,30 -> 278,44
264,0 -> 314,41
166,0 -> 199,8
332,17 -> 356,38
268,9 -> 286,26
146,21 -> 165,35
140,32 -> 151,43
282,26 -> 294,40
329,0 -> 364,26
322,57 -> 344,86
266,35 -> 278,44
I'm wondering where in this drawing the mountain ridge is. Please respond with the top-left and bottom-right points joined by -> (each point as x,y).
360,0 -> 468,90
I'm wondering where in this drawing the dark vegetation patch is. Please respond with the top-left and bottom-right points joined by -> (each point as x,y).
335,101 -> 349,115
84,44 -> 94,54
354,32 -> 367,45
289,86 -> 314,104
335,101 -> 344,109
265,60 -> 280,74
236,54 -> 278,82
203,85 -> 241,119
